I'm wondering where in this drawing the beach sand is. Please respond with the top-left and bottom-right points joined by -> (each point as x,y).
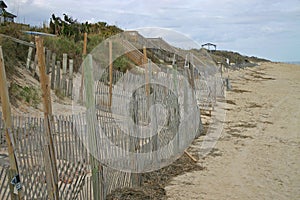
165,62 -> 300,199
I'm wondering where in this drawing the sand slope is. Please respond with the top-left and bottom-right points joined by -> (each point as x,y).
166,62 -> 300,199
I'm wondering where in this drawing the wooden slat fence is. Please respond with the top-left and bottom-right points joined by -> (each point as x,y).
26,47 -> 74,99
0,35 -> 225,199
0,165 -> 10,200
0,113 -> 134,199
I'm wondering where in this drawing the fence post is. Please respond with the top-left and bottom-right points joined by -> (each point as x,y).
32,53 -> 38,76
50,53 -> 56,90
68,59 -> 73,98
35,36 -> 59,200
143,46 -> 150,96
79,33 -> 88,103
26,42 -> 34,70
143,46 -> 147,63
109,40 -> 113,107
0,46 -> 24,200
62,53 -> 68,96
189,53 -> 195,90
55,61 -> 61,91
46,49 -> 51,74
84,54 -> 105,200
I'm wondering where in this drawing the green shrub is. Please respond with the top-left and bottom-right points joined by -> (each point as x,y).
113,55 -> 134,72
0,23 -> 31,74
0,17 -> 127,75
9,83 -> 41,108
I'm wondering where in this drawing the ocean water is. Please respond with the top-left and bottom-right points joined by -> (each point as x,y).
286,61 -> 300,65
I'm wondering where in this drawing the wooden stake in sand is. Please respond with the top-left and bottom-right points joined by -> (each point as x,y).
184,150 -> 197,162
0,46 -> 24,199
68,59 -> 74,98
35,36 -> 59,200
189,53 -> 195,90
84,54 -> 105,200
62,53 -> 68,96
50,53 -> 56,90
143,46 -> 147,64
143,46 -> 150,96
26,42 -> 34,70
79,32 -> 88,103
46,49 -> 52,74
109,40 -> 113,107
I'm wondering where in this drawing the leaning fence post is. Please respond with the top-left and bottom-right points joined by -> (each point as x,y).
62,53 -> 68,96
84,54 -> 105,200
0,46 -> 24,200
68,59 -> 73,98
35,36 -> 59,200
50,53 -> 56,90
26,42 -> 34,70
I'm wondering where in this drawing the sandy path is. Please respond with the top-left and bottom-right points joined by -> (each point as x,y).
165,62 -> 300,199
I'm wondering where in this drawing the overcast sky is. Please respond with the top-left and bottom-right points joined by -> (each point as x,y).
6,0 -> 300,62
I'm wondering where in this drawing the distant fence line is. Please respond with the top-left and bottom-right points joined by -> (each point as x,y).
24,43 -> 224,107
26,47 -> 74,98
93,67 -> 224,112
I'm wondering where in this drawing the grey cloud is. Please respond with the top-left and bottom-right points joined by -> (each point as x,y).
6,0 -> 300,61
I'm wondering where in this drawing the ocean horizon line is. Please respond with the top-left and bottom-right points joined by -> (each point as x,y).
284,61 -> 300,65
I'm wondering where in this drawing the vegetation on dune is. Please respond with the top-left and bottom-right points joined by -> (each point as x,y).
113,55 -> 135,72
209,50 -> 270,67
0,23 -> 31,74
0,15 -> 124,107
49,14 -> 122,41
0,14 -> 124,73
9,83 -> 41,108
46,14 -> 124,72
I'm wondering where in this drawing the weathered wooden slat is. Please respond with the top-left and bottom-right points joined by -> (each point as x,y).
55,61 -> 61,90
0,46 -> 24,199
26,42 -> 34,70
109,40 -> 113,107
51,53 -> 56,90
68,59 -> 74,98
0,166 -> 10,199
84,54 -> 105,200
62,54 -> 68,96
0,34 -> 35,48
46,49 -> 52,74
32,53 -> 38,75
35,36 -> 59,200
